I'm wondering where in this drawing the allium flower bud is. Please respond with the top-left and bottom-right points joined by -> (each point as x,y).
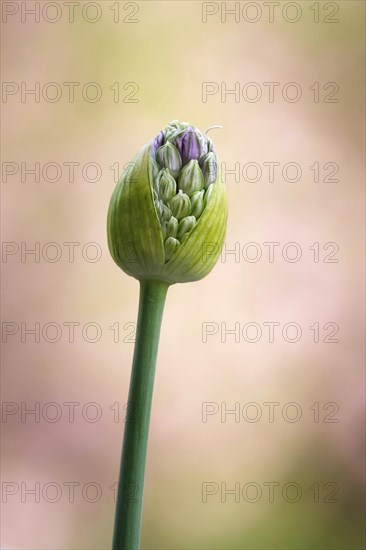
161,203 -> 172,222
178,215 -> 196,242
190,190 -> 205,219
156,142 -> 182,179
163,216 -> 178,240
178,160 -> 204,196
107,120 -> 227,284
169,190 -> 191,220
154,199 -> 164,220
173,127 -> 208,165
152,131 -> 164,155
164,120 -> 190,142
164,237 -> 180,261
157,169 -> 176,202
201,152 -> 218,189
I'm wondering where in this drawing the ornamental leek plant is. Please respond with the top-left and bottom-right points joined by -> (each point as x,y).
107,120 -> 227,549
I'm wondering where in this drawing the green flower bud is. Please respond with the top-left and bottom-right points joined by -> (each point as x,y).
201,152 -> 218,189
157,169 -> 176,202
155,200 -> 171,223
190,190 -> 205,219
169,190 -> 191,220
161,203 -> 172,222
156,142 -> 182,179
154,199 -> 164,220
178,160 -> 204,195
164,216 -> 178,239
107,120 -> 227,284
177,215 -> 196,242
164,120 -> 190,142
164,237 -> 180,260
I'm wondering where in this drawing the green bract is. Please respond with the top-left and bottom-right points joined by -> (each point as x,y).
107,120 -> 228,284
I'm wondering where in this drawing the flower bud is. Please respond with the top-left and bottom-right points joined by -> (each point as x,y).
164,237 -> 180,261
156,142 -> 182,179
154,199 -> 164,220
163,216 -> 178,240
169,190 -> 191,220
201,152 -> 218,189
152,131 -> 165,156
157,169 -> 176,202
107,120 -> 227,284
177,216 -> 196,242
161,203 -> 172,222
178,160 -> 204,196
164,120 -> 190,142
173,127 -> 208,165
190,190 -> 205,219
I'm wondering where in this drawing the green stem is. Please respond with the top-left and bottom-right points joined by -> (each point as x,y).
112,279 -> 169,550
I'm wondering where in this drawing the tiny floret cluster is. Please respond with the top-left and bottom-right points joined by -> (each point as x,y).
151,121 -> 218,261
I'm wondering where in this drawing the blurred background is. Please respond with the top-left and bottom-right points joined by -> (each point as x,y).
1,1 -> 365,548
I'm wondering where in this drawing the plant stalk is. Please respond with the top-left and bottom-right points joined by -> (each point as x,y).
112,279 -> 169,550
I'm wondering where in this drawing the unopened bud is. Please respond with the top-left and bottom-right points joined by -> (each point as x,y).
201,152 -> 218,189
164,216 -> 179,240
169,190 -> 191,220
164,237 -> 180,260
156,142 -> 182,179
173,127 -> 208,165
157,169 -> 176,202
190,190 -> 205,219
108,120 -> 227,283
178,160 -> 204,196
178,216 -> 197,242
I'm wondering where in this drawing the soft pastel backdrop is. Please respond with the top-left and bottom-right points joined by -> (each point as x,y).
1,1 -> 365,548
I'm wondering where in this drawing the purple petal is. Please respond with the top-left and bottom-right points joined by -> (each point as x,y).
152,131 -> 165,157
173,128 -> 202,165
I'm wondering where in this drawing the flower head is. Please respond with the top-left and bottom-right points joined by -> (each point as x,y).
107,120 -> 227,284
